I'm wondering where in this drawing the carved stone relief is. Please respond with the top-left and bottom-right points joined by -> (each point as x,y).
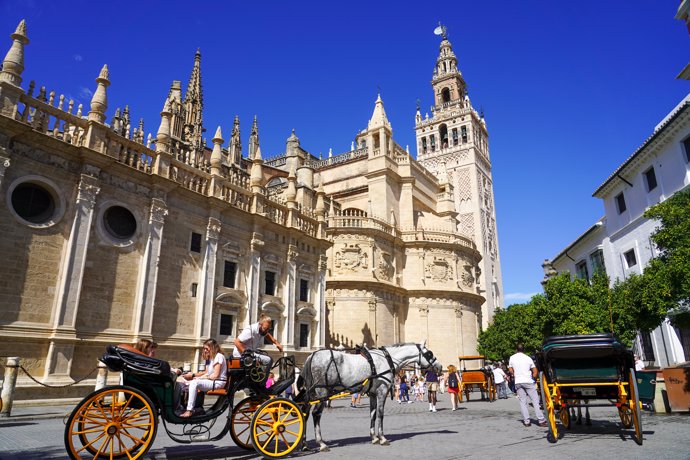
375,251 -> 394,281
425,256 -> 453,282
334,243 -> 368,272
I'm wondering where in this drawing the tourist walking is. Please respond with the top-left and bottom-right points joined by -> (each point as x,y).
424,368 -> 439,412
447,365 -> 461,411
509,344 -> 547,427
398,372 -> 411,403
492,363 -> 508,399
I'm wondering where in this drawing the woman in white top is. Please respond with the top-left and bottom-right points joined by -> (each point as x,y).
180,338 -> 227,418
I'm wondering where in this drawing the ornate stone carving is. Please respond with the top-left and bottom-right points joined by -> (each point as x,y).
334,243 -> 368,272
82,163 -> 101,178
425,256 -> 453,282
461,264 -> 475,288
375,251 -> 394,281
149,198 -> 168,224
368,299 -> 377,311
206,217 -> 221,240
76,174 -> 100,207
417,305 -> 429,316
454,307 -> 463,318
287,244 -> 299,262
326,300 -> 336,311
250,232 -> 264,251
318,254 -> 328,272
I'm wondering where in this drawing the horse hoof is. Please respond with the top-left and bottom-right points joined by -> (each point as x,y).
380,440 -> 390,446
371,439 -> 379,445
320,446 -> 330,452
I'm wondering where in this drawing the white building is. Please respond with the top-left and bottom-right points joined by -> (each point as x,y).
545,94 -> 690,368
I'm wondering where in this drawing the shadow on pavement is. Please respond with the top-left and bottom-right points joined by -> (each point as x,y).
308,429 -> 459,449
0,421 -> 37,428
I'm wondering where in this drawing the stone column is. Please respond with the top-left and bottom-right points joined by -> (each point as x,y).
284,245 -> 299,347
314,255 -> 328,348
247,232 -> 264,324
418,304 -> 429,343
0,154 -> 9,191
195,215 -> 221,341
368,298 -> 378,347
454,306 -> 464,358
132,195 -> 168,338
44,167 -> 100,383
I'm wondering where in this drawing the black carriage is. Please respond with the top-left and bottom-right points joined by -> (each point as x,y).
64,344 -> 303,459
536,333 -> 643,444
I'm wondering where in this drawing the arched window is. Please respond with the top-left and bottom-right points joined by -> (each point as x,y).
441,88 -> 451,103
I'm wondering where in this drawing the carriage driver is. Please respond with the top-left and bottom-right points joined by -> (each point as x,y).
233,314 -> 283,375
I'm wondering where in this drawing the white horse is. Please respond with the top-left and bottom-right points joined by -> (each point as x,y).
295,341 -> 442,452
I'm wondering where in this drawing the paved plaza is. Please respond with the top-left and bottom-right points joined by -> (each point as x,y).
1,392 -> 689,460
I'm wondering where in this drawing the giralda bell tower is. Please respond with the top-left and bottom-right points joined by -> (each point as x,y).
416,24 -> 504,326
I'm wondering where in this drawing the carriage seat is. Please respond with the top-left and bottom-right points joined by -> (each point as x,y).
100,344 -> 172,381
206,356 -> 242,396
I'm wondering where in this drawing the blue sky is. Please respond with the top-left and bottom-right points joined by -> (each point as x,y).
1,0 -> 687,305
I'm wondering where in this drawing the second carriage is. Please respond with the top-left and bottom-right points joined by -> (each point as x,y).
536,333 -> 643,445
458,355 -> 496,402
64,343 -> 303,460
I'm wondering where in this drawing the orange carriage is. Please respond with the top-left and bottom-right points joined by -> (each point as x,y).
458,355 -> 496,402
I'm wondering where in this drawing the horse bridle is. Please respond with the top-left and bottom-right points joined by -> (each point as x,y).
416,344 -> 437,368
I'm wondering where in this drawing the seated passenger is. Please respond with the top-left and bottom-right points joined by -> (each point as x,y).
233,314 -> 283,376
134,339 -> 153,355
180,339 -> 227,418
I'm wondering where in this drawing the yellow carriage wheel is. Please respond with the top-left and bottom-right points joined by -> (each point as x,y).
628,368 -> 643,445
230,397 -> 265,450
539,372 -> 558,443
618,405 -> 633,428
64,385 -> 157,460
250,397 -> 304,458
558,404 -> 571,430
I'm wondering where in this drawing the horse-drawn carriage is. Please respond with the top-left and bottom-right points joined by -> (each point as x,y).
64,341 -> 441,458
64,343 -> 302,459
458,355 -> 496,402
536,333 -> 643,445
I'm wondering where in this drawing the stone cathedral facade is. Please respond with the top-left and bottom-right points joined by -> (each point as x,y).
0,21 -> 502,401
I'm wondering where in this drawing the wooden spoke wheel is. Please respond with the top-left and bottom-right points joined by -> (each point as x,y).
539,372 -> 558,443
64,385 -> 157,460
558,405 -> 571,430
629,368 -> 643,445
230,397 -> 265,450
250,397 -> 304,458
618,405 -> 633,428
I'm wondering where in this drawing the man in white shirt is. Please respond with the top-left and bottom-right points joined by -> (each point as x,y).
234,314 -> 283,372
492,363 -> 508,399
508,344 -> 547,427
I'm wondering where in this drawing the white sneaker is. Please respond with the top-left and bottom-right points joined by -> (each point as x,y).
398,400 -> 401,404
452,408 -> 456,411
432,407 -> 437,412
407,401 -> 413,404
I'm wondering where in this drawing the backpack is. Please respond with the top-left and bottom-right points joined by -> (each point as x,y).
448,373 -> 458,389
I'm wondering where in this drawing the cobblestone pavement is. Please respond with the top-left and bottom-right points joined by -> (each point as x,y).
1,393 -> 689,460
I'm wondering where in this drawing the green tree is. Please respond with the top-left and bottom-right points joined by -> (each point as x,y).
632,187 -> 690,328
477,302 -> 542,361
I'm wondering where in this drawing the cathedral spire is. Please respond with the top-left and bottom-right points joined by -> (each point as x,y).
0,19 -> 29,86
368,93 -> 392,131
229,115 -> 242,166
249,115 -> 259,160
431,26 -> 467,108
183,49 -> 204,150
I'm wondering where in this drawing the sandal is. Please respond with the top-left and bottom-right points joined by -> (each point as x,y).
179,410 -> 194,418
